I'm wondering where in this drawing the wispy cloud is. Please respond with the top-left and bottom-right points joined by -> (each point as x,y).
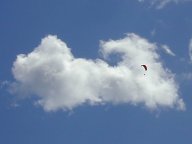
10,34 -> 185,112
0,80 -> 9,89
138,0 -> 192,9
181,72 -> 192,80
161,44 -> 176,56
189,38 -> 192,63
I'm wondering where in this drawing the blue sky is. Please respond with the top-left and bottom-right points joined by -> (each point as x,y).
1,0 -> 192,144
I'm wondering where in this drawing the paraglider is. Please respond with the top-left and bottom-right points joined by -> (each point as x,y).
141,65 -> 147,75
141,65 -> 147,71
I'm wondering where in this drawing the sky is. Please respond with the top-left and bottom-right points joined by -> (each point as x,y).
0,0 -> 192,144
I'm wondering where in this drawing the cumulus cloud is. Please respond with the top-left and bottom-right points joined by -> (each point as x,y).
161,44 -> 176,56
10,34 -> 185,111
189,38 -> 192,62
138,0 -> 192,9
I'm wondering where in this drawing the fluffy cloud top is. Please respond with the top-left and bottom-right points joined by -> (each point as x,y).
11,34 -> 185,111
138,0 -> 192,9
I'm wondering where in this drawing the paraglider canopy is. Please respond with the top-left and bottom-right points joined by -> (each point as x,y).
141,65 -> 147,71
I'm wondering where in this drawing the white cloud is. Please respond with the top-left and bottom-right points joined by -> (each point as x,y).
138,0 -> 192,9
189,38 -> 192,62
161,44 -> 176,56
10,34 -> 185,112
